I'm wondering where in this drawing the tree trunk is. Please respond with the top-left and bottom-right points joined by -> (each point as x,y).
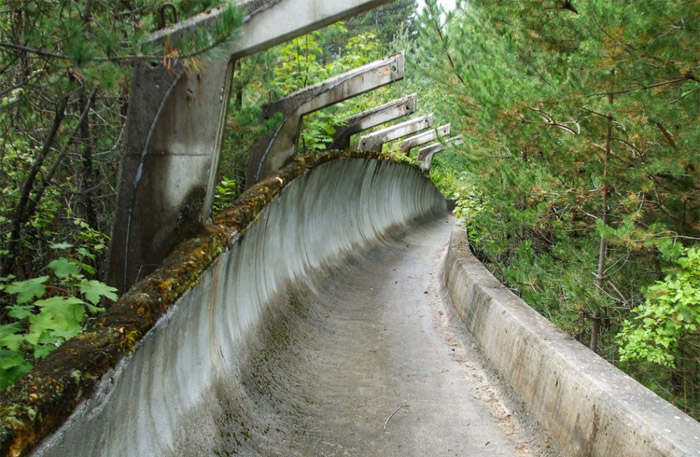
591,71 -> 615,353
79,88 -> 98,230
1,97 -> 68,277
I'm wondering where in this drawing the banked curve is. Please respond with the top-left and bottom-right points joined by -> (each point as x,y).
0,151 -> 446,456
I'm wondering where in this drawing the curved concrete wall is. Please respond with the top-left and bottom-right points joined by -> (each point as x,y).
445,228 -> 700,457
25,158 -> 445,456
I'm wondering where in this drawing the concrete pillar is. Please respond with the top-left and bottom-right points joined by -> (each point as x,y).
108,0 -> 392,293
417,135 -> 464,172
399,123 -> 450,155
328,94 -> 417,149
358,113 -> 434,152
245,53 -> 405,186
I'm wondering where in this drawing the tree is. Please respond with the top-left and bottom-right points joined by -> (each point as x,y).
416,0 -> 699,416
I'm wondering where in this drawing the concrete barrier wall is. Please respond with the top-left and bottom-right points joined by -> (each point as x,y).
14,156 -> 445,457
445,227 -> 700,457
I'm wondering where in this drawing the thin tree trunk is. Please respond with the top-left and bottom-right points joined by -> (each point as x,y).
26,90 -> 98,226
2,96 -> 68,277
233,60 -> 243,109
591,71 -> 615,352
79,88 -> 98,230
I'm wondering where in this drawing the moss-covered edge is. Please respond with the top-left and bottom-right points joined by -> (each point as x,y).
0,151 -> 421,457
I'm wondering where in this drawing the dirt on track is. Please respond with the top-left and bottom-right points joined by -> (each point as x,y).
208,216 -> 561,457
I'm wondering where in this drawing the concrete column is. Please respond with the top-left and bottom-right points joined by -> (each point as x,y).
245,53 -> 405,186
108,0 -> 392,293
417,135 -> 464,172
328,94 -> 417,149
358,113 -> 434,152
399,123 -> 450,155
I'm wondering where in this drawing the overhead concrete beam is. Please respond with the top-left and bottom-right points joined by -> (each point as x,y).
417,135 -> 464,172
399,123 -> 451,155
148,0 -> 393,61
108,0 -> 392,293
245,52 -> 405,186
328,94 -> 417,149
358,113 -> 434,152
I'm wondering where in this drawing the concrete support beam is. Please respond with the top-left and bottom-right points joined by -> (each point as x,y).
328,94 -> 417,149
358,113 -> 434,152
108,0 -> 392,293
245,53 -> 405,186
417,135 -> 464,171
399,123 -> 451,155
149,0 -> 393,62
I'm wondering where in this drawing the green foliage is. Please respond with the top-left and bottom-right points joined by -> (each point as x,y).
617,246 -> 700,416
0,255 -> 117,390
0,1 -> 241,391
417,0 -> 699,415
269,26 -> 384,154
172,4 -> 243,63
0,0 -> 243,280
346,0 -> 419,45
212,177 -> 239,214
618,246 -> 700,367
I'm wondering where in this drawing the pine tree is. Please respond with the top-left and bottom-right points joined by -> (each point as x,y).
417,0 -> 699,416
347,0 -> 418,45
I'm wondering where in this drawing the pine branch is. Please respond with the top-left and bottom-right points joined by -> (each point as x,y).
0,24 -> 239,64
655,121 -> 677,149
425,3 -> 468,89
587,74 -> 697,98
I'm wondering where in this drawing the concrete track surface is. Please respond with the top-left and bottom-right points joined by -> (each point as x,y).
30,160 -> 558,456
33,220 -> 559,457
200,216 -> 558,457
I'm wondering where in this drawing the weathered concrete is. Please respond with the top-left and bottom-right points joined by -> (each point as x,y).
399,123 -> 450,155
0,153 -> 440,457
17,158 -> 501,457
108,0 -> 392,294
358,113 -> 434,152
328,93 -> 417,149
417,135 -> 464,171
445,227 -> 700,457
245,53 -> 405,186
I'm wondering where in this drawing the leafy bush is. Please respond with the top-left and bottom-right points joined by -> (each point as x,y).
617,246 -> 700,411
0,251 -> 117,390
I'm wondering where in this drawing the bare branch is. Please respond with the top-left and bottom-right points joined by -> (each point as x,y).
587,74 -> 697,98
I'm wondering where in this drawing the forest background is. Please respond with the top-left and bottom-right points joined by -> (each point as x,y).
0,0 -> 698,420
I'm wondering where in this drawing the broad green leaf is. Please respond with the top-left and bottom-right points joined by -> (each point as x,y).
26,300 -> 85,346
49,242 -> 74,250
0,349 -> 33,390
34,296 -> 85,309
77,262 -> 96,276
5,276 -> 49,304
0,323 -> 24,351
76,247 -> 93,258
80,280 -> 118,305
48,258 -> 80,279
0,349 -> 30,370
33,343 -> 56,359
7,304 -> 33,320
